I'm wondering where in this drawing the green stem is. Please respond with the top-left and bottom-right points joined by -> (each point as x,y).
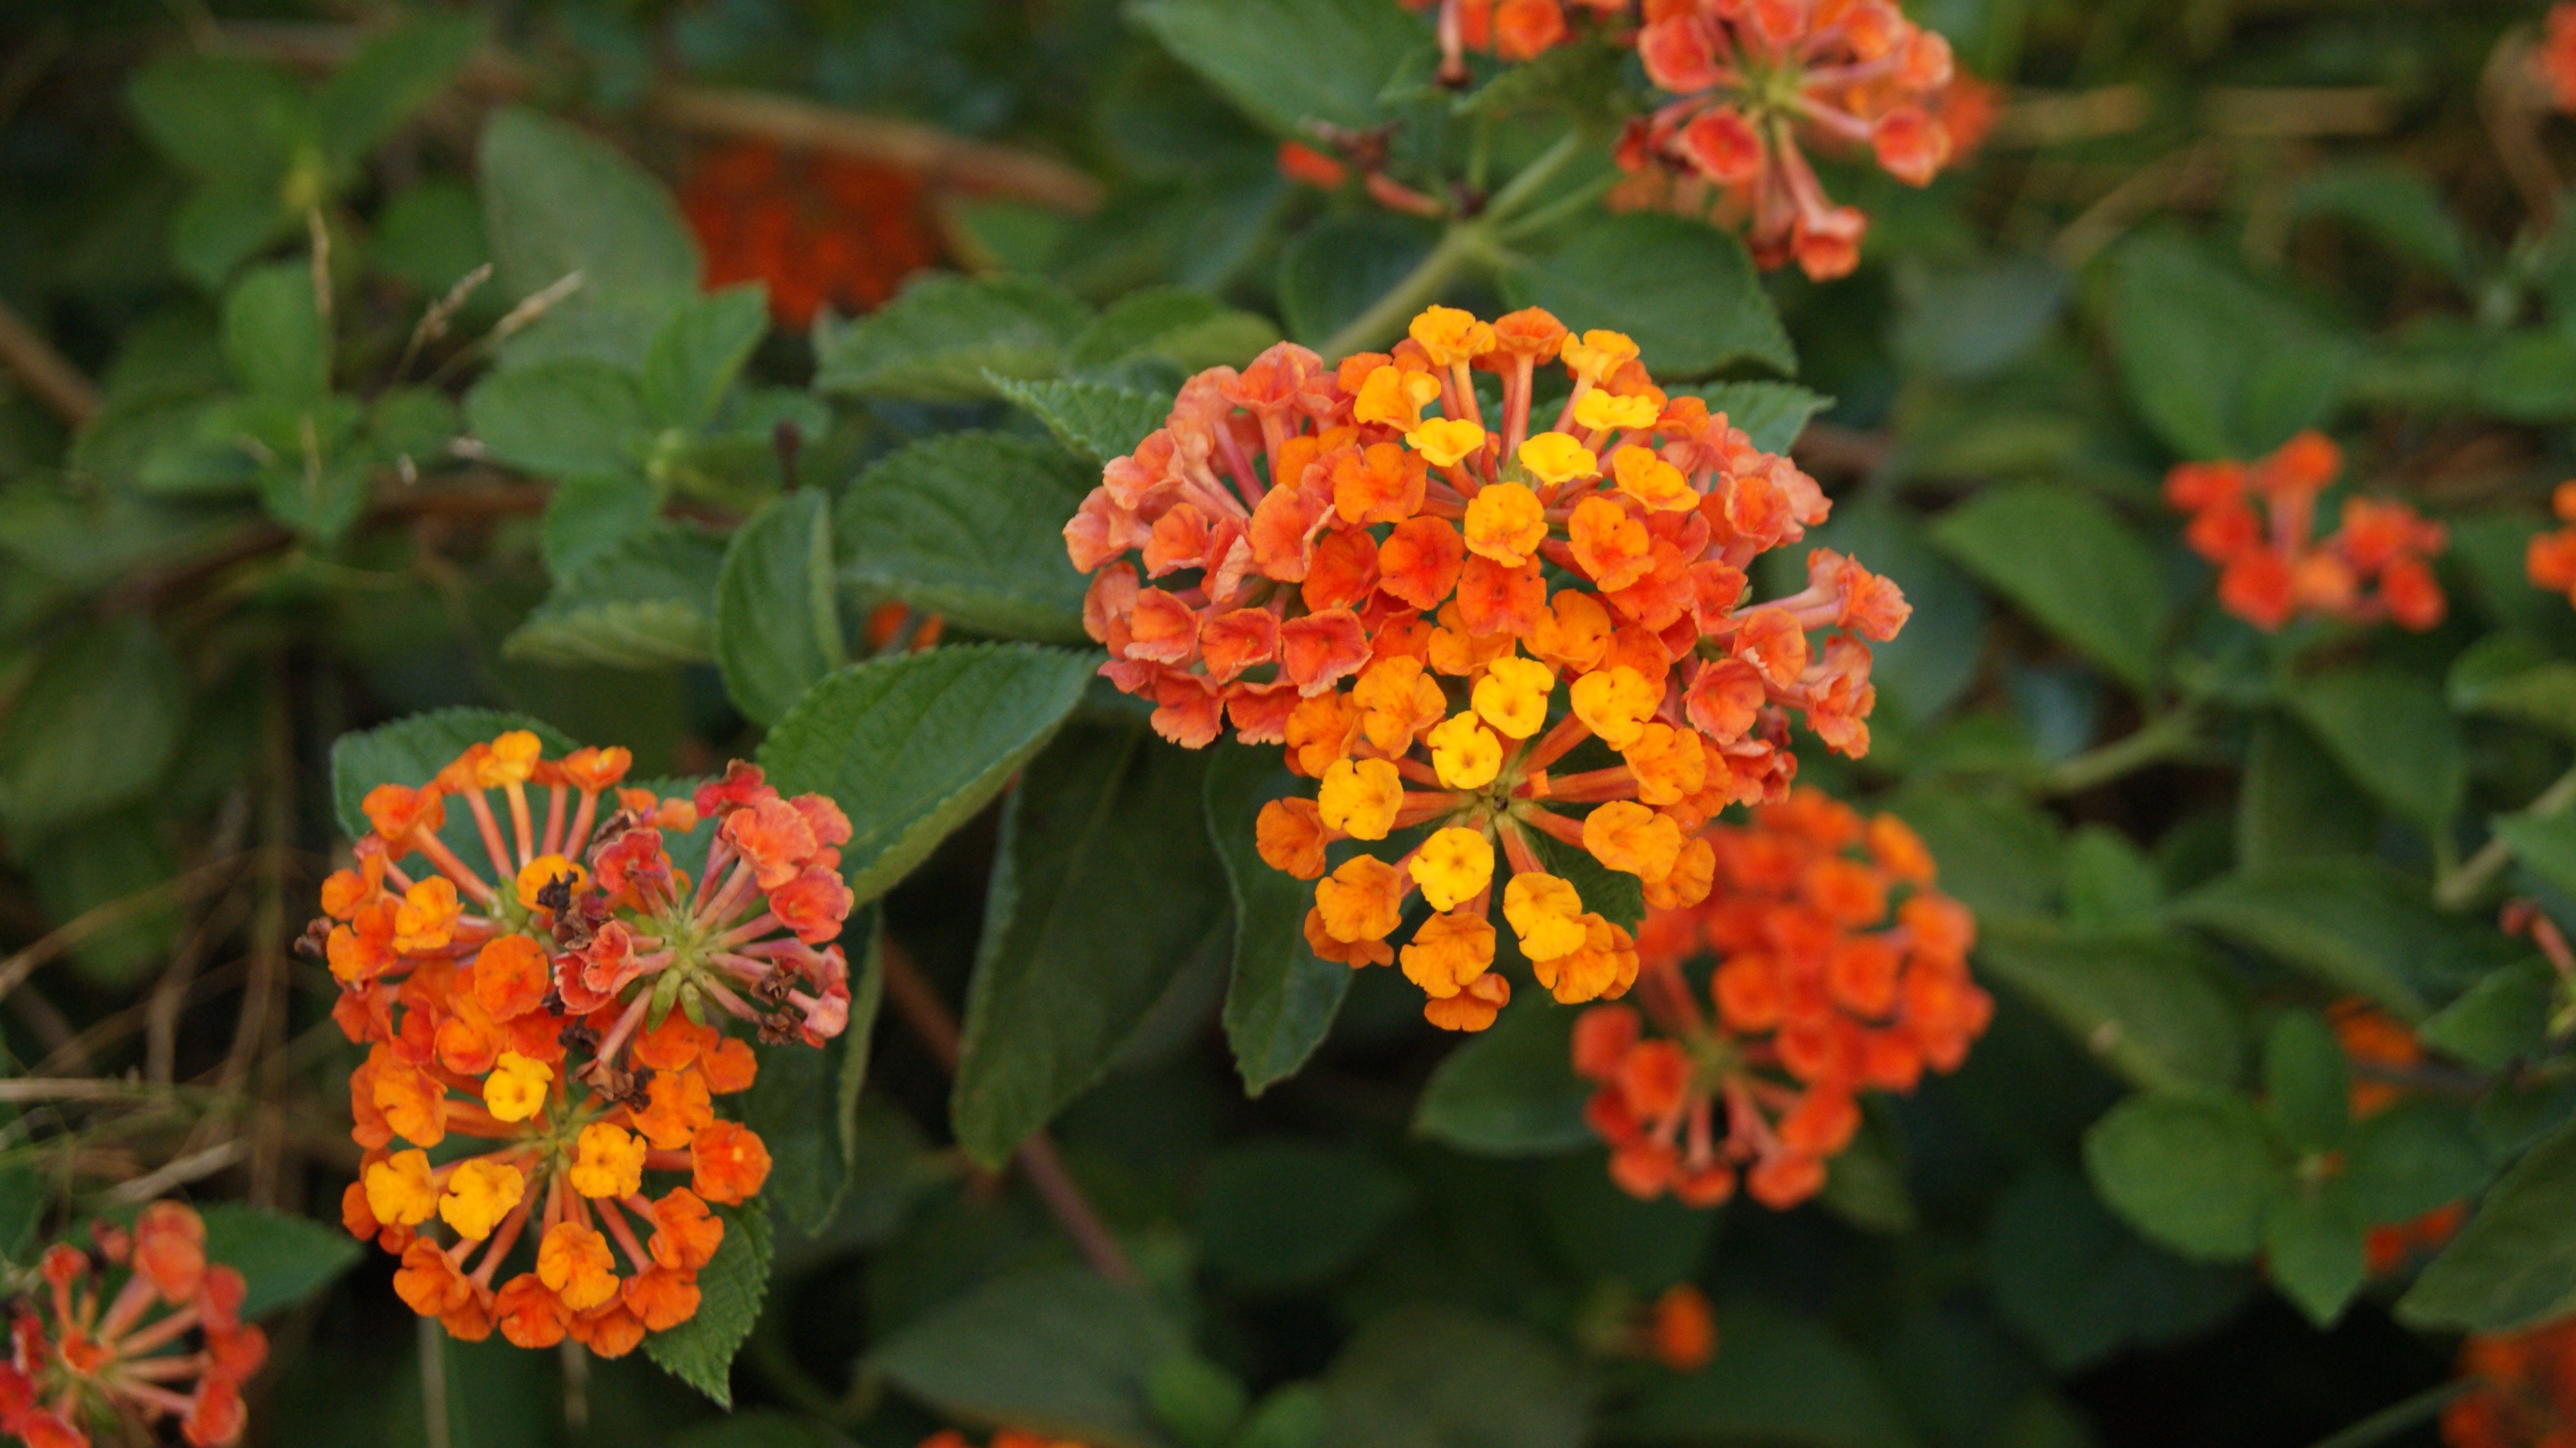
2436,761 -> 2576,910
1318,221 -> 1492,359
1494,172 -> 1623,244
2301,1381 -> 2470,1448
2038,708 -> 2201,797
1482,130 -> 1588,222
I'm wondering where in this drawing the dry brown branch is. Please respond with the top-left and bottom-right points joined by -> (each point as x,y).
1987,86 -> 2153,149
0,296 -> 100,428
2203,87 -> 2399,138
647,85 -> 1104,212
0,852 -> 275,1007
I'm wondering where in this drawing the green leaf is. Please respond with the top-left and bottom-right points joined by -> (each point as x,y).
2172,859 -> 2517,1017
1539,1151 -> 1716,1291
465,358 -> 648,481
327,707 -> 578,842
20,811 -> 181,988
1276,212 -> 1439,348
872,1266 -> 1187,1448
1322,1306 -> 1584,1448
1892,254 -> 2070,380
644,285 -> 770,431
1205,745 -> 1351,1095
125,55 -> 304,183
1412,996 -> 1591,1155
1065,287 -> 1279,374
1818,1109 -> 1917,1236
1502,214 -> 1796,380
953,725 -> 1227,1167
2449,632 -> 2576,740
836,432 -> 1096,643
2063,825 -> 2166,929
476,107 -> 700,307
2478,333 -> 2576,422
2236,714 -> 2378,872
758,643 -> 1096,906
2263,1189 -> 2366,1326
502,522 -> 724,669
1685,381 -> 1834,455
2291,164 -> 2478,285
1618,1302 -> 1917,1448
171,178 -> 295,290
2285,665 -> 2464,832
542,474 -> 660,578
717,491 -> 846,728
812,274 -> 1087,402
2108,232 -> 2356,458
1130,0 -> 1426,135
223,261 -> 329,404
1971,920 -> 2245,1094
0,619 -> 187,838
1197,1141 -> 1410,1293
2492,810 -> 2576,902
669,1412 -> 854,1448
2401,1114 -> 2576,1330
645,1202 -> 771,1408
2419,958 -> 2555,1071
200,1203 -> 363,1320
2346,1099 -> 2493,1225
742,907 -> 884,1234
2084,1092 -> 2280,1261
992,375 -> 1174,463
1148,1356 -> 1250,1448
2262,1012 -> 2350,1155
1930,484 -> 2168,694
314,15 -> 486,173
1880,784 -> 2064,918
1984,1165 -> 2249,1373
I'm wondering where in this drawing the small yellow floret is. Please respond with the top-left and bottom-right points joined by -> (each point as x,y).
1407,418 -> 1488,468
1569,665 -> 1660,749
567,1123 -> 647,1200
1574,390 -> 1661,433
1426,713 -> 1505,789
1463,482 -> 1549,568
1517,432 -> 1599,486
1410,826 -> 1496,912
1581,801 -> 1684,881
1410,305 -> 1497,366
363,1149 -> 438,1228
1355,365 -> 1443,431
1611,445 -> 1697,511
1503,872 -> 1590,961
1317,758 -> 1404,842
1561,330 -> 1641,382
1472,656 -> 1556,740
438,1159 -> 526,1242
482,1050 -> 554,1124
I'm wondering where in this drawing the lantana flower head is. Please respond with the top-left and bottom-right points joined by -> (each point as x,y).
315,732 -> 855,1352
2444,1316 -> 2576,1448
1573,790 -> 1986,1210
920,1433 -> 1096,1448
2165,431 -> 2446,633
0,1202 -> 267,1448
1067,307 -> 1907,1034
1400,0 -> 1629,79
2525,482 -> 2576,611
1619,0 -> 1969,279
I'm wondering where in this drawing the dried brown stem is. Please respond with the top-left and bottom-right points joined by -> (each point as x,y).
0,295 -> 100,428
878,938 -> 1137,1284
647,85 -> 1103,212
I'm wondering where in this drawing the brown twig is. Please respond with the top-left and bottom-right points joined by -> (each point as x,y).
878,939 -> 1137,1283
0,852 -> 271,1008
0,296 -> 100,428
647,85 -> 1104,213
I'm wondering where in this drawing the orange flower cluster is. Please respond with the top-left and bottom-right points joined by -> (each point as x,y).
2165,431 -> 2446,634
2446,1317 -> 2576,1448
680,140 -> 942,329
2524,483 -> 2576,609
1401,0 -> 1626,77
2327,999 -> 2471,1276
0,1203 -> 266,1448
1065,307 -> 1907,1033
1621,0 -> 1969,279
1573,791 -> 1985,1209
314,733 -> 855,1353
921,1433 -> 1094,1448
2540,4 -> 2576,113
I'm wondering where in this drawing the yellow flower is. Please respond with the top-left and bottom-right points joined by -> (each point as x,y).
438,1159 -> 526,1242
391,877 -> 460,954
538,1221 -> 620,1312
1410,305 -> 1496,366
1503,872 -> 1589,961
482,1050 -> 553,1124
514,854 -> 589,910
1573,390 -> 1661,433
1355,365 -> 1444,431
1407,418 -> 1488,468
1410,826 -> 1496,912
1611,445 -> 1697,512
363,1149 -> 438,1228
1318,757 -> 1404,842
1517,432 -> 1599,486
1561,329 -> 1641,383
1426,713 -> 1504,789
476,729 -> 544,787
1472,656 -> 1556,739
1463,482 -> 1549,568
567,1123 -> 647,1200
1569,665 -> 1660,749
1581,801 -> 1683,881
1401,910 -> 1496,997
1315,856 -> 1404,944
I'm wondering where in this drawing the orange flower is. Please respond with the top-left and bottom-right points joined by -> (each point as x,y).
1066,309 -> 1898,1033
681,140 -> 941,328
2168,432 -> 2447,633
1575,789 -> 1988,1211
0,1204 -> 268,1448
2444,1318 -> 2576,1448
2539,5 -> 2576,114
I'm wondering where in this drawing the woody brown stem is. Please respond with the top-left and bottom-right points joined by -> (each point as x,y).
0,295 -> 100,427
878,938 -> 1138,1283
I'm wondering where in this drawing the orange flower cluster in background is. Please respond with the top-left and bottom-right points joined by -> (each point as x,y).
2446,1316 -> 2576,1448
315,734 -> 855,1353
1574,790 -> 1985,1210
0,1203 -> 265,1448
2539,3 -> 2576,112
681,140 -> 943,329
2164,431 -> 2446,633
2326,999 -> 2470,1276
1066,306 -> 1907,1033
921,1433 -> 1094,1448
1400,0 -> 1626,77
1620,0 -> 1977,279
2523,482 -> 2576,608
